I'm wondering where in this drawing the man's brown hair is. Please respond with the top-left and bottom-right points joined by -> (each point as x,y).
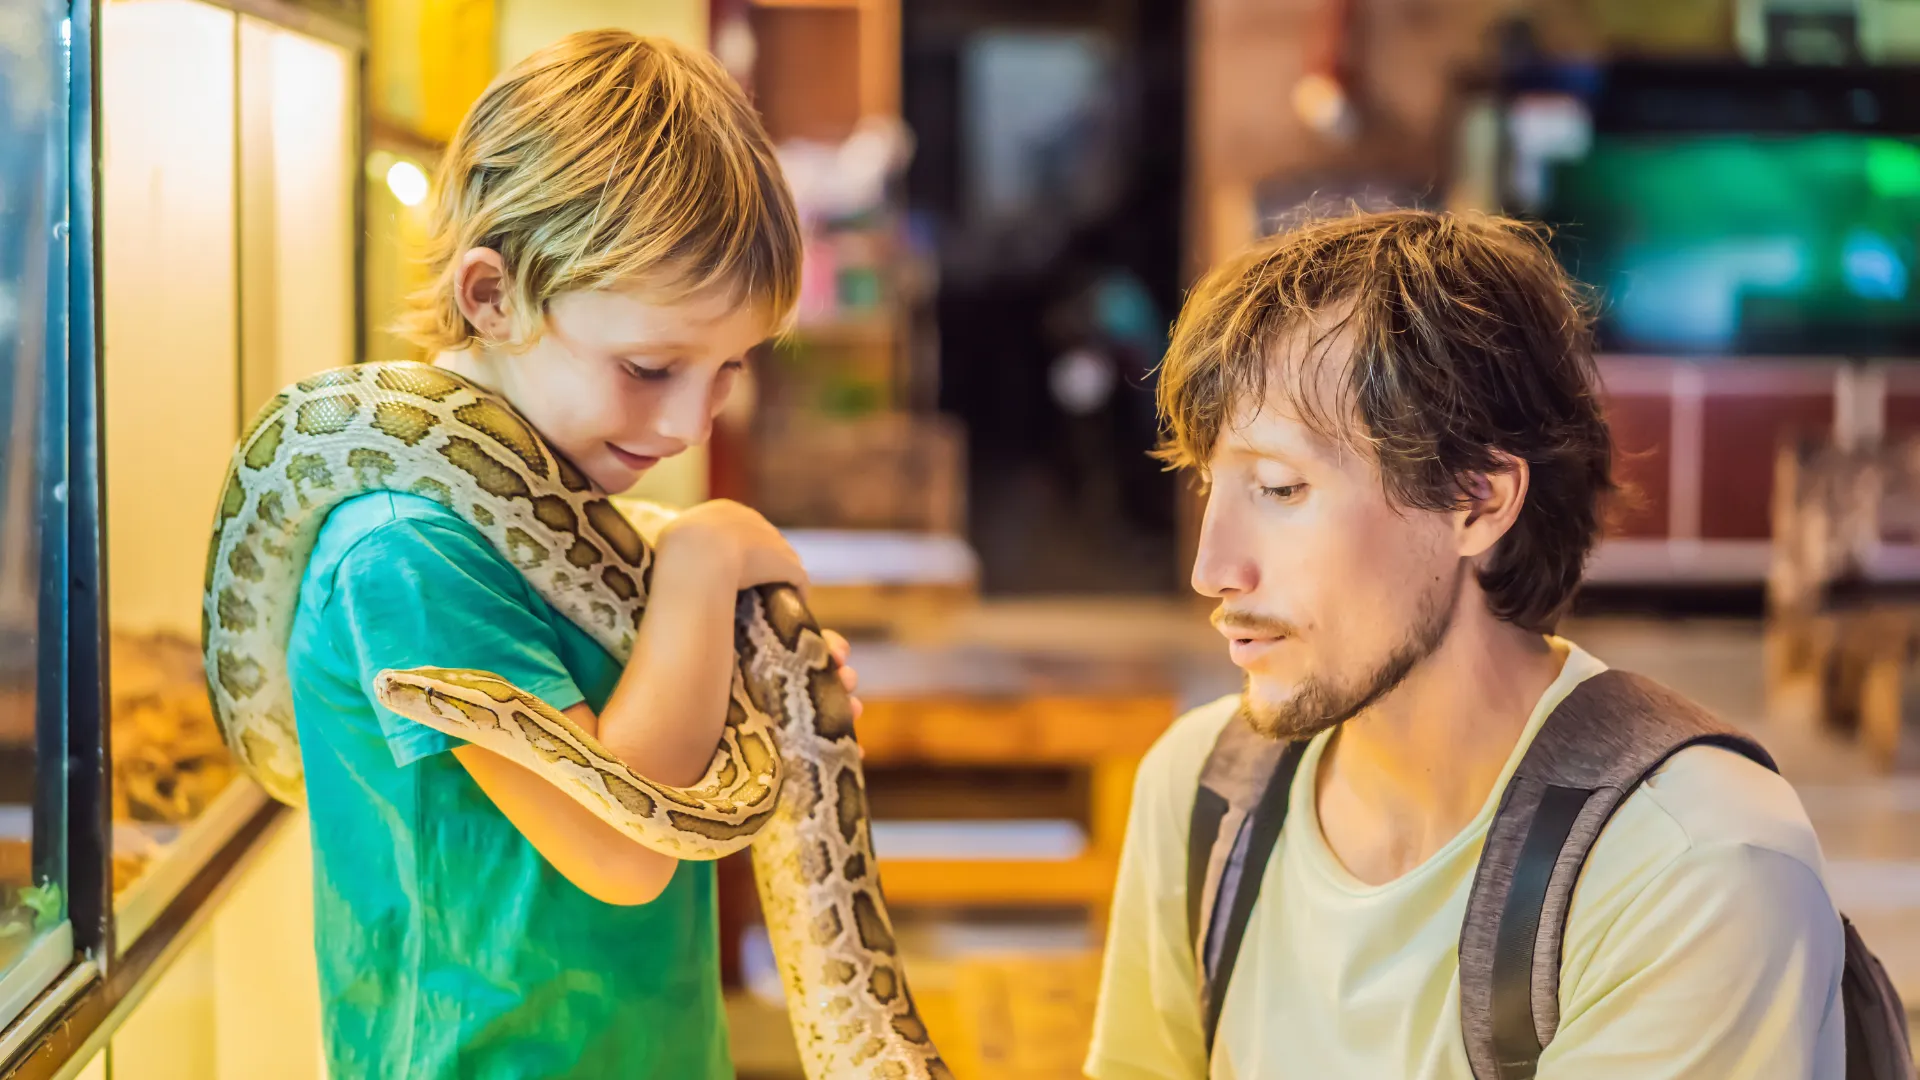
1156,209 -> 1616,632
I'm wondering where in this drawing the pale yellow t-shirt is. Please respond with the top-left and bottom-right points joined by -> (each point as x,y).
1086,639 -> 1844,1080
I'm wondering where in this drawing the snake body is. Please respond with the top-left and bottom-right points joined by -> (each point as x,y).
203,361 -> 951,1079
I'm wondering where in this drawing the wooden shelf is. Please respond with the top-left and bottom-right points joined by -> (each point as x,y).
806,582 -> 978,638
859,695 -> 1176,766
747,0 -> 895,143
873,855 -> 1120,908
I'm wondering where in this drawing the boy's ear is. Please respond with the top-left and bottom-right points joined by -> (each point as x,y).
454,248 -> 512,343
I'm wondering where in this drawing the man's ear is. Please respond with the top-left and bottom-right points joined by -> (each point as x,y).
453,247 -> 512,342
1457,452 -> 1529,560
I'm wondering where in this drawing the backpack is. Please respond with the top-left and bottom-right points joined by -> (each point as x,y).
1186,669 -> 1915,1080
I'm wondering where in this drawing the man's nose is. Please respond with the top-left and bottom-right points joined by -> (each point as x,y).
1191,488 -> 1257,599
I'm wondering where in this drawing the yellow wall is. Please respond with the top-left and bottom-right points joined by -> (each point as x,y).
109,816 -> 324,1080
361,155 -> 431,367
363,0 -> 716,507
242,19 -> 359,406
100,0 -> 241,640
496,0 -> 708,66
419,0 -> 498,141
371,0 -> 496,143
494,0 -> 715,508
100,0 -> 357,639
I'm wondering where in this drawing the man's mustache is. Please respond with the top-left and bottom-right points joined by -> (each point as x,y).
1211,607 -> 1296,638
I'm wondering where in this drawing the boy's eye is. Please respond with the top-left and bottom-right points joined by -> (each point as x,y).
622,361 -> 672,383
1260,483 -> 1306,501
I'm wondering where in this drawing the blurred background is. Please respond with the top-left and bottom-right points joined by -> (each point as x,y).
3,0 -> 1920,1076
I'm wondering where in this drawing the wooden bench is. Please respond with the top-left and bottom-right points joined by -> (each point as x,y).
1766,436 -> 1920,769
1776,586 -> 1920,770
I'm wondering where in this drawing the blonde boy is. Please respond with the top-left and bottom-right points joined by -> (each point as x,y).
286,31 -> 857,1078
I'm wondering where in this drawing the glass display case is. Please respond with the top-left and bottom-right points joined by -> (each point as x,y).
98,0 -> 357,949
0,0 -> 76,1039
0,0 -> 364,1073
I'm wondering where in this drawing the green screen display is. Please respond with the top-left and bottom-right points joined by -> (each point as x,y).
1540,133 -> 1920,356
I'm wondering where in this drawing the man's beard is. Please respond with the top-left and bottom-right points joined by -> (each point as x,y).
1235,566 -> 1463,742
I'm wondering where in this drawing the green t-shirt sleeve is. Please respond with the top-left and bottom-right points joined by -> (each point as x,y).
326,508 -> 586,767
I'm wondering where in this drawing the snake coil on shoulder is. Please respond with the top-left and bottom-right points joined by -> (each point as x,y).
203,361 -> 952,1080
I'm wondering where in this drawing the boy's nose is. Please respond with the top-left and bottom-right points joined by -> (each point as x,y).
654,383 -> 714,447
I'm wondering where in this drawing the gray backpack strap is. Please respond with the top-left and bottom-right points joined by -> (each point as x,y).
1187,715 -> 1305,1055
1458,670 -> 1778,1080
1840,913 -> 1916,1079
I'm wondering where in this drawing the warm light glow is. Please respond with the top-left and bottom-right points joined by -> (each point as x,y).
386,159 -> 428,207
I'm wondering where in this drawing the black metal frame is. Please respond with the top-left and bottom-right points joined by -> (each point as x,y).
64,0 -> 107,970
0,0 -> 367,1071
1497,59 -> 1920,137
29,0 -> 77,955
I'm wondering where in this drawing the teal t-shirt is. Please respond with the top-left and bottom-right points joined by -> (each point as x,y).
285,491 -> 731,1080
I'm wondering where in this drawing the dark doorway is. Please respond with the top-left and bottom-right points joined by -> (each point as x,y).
904,0 -> 1189,595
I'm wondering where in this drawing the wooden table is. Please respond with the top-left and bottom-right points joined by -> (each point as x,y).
850,642 -> 1179,911
716,640 -> 1181,985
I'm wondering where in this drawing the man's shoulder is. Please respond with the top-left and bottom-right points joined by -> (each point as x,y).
1550,648 -> 1824,879
1575,677 -> 1828,909
1559,707 -> 1841,1026
1144,692 -> 1243,775
1627,736 -> 1826,874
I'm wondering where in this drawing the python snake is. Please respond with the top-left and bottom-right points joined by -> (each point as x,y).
202,361 -> 952,1079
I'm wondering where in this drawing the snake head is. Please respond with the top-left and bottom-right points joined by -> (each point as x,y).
374,667 -> 526,736
404,667 -> 519,703
371,670 -> 433,719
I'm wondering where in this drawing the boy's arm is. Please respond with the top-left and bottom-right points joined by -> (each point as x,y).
454,522 -> 859,905
586,528 -> 760,787
333,507 -> 850,906
447,535 -> 743,902
454,726 -> 683,904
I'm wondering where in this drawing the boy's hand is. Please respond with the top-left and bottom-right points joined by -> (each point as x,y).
821,629 -> 864,725
659,499 -> 808,597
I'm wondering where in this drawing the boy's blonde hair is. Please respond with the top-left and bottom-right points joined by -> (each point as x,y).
401,30 -> 801,353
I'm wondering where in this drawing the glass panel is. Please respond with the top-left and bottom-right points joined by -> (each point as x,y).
239,14 -> 356,399
0,0 -> 72,1012
100,1 -> 356,947
99,0 -> 248,942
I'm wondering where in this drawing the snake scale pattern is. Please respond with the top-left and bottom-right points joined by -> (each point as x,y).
202,361 -> 953,1080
